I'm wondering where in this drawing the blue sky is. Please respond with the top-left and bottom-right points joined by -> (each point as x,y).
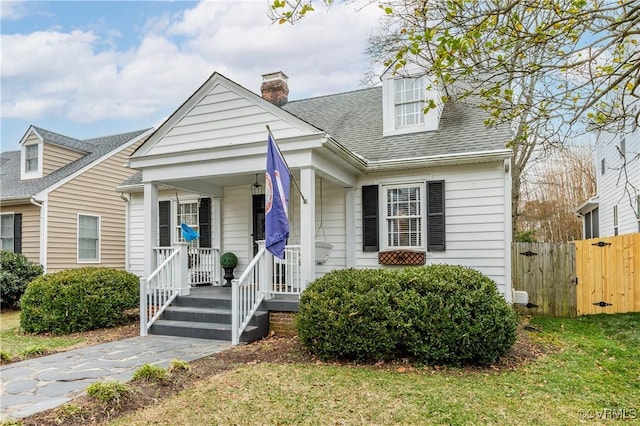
1,1 -> 383,152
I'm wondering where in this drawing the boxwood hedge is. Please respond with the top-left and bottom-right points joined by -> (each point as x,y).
296,265 -> 518,366
0,250 -> 43,310
20,267 -> 139,334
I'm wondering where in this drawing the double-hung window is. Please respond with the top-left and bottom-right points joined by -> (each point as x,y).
394,77 -> 426,129
25,144 -> 39,173
613,205 -> 619,236
385,185 -> 422,248
1,214 -> 15,252
78,214 -> 100,262
176,201 -> 199,247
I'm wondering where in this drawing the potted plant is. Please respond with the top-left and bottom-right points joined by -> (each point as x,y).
220,252 -> 238,287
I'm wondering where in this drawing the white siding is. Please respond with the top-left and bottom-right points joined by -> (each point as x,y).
221,185 -> 251,273
354,162 -> 510,294
145,83 -> 311,156
596,125 -> 640,236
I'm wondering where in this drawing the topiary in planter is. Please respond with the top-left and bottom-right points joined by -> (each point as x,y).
220,252 -> 238,286
20,267 -> 139,334
296,265 -> 518,366
0,250 -> 43,310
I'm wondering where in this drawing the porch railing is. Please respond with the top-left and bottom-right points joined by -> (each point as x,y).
155,246 -> 220,286
271,245 -> 302,295
231,246 -> 267,345
140,246 -> 184,336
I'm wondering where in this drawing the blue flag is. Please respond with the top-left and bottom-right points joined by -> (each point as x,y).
265,133 -> 290,259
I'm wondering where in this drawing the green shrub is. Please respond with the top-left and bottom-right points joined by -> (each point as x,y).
169,359 -> 191,372
54,403 -> 88,424
20,267 -> 139,334
87,381 -> 128,405
296,265 -> 518,366
0,251 -> 43,309
0,351 -> 11,363
220,252 -> 238,268
296,268 -> 403,362
132,364 -> 169,384
20,346 -> 47,357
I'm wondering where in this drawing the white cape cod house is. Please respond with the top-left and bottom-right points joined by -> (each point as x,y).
120,71 -> 513,344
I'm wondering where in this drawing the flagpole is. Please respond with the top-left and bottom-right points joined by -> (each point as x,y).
266,125 -> 308,204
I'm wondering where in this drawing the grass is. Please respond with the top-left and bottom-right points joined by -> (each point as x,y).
0,310 -> 83,360
112,313 -> 640,425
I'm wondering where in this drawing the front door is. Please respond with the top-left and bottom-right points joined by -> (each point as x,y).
252,194 -> 265,255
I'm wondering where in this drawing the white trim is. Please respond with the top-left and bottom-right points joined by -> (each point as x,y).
380,182 -> 426,250
40,196 -> 48,271
77,213 -> 101,263
503,159 -> 512,303
366,149 -> 513,171
345,187 -> 355,268
34,128 -> 153,199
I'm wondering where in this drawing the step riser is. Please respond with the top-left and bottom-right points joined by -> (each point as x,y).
162,310 -> 231,324
172,297 -> 231,309
149,322 -> 267,342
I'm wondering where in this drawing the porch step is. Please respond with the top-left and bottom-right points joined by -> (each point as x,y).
148,288 -> 269,342
149,319 -> 266,342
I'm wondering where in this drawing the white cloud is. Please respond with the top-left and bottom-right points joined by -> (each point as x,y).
0,1 -> 27,20
0,0 -> 383,126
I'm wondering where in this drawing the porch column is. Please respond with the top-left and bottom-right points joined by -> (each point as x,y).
143,182 -> 158,277
345,187 -> 355,268
300,168 -> 315,287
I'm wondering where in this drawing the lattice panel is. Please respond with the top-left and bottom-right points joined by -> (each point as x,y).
378,250 -> 426,266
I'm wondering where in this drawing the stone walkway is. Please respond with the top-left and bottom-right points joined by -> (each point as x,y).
0,335 -> 231,421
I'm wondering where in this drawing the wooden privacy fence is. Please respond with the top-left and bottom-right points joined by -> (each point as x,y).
575,234 -> 640,315
512,233 -> 640,317
512,242 -> 577,317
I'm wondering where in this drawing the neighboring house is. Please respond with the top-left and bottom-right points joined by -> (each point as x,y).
121,71 -> 514,304
577,112 -> 640,238
0,126 -> 152,272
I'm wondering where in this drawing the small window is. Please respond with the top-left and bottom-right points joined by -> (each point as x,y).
601,158 -> 605,175
620,136 -> 626,157
584,211 -> 592,239
385,185 -> 422,248
176,201 -> 199,247
613,205 -> 618,236
0,214 -> 15,252
25,144 -> 39,173
78,214 -> 100,262
394,77 -> 426,129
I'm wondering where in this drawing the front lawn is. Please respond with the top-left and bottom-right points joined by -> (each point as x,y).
109,313 -> 640,425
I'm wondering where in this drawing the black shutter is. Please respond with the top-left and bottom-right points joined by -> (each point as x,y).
158,201 -> 171,247
362,185 -> 379,252
427,181 -> 445,251
198,198 -> 211,248
13,214 -> 22,254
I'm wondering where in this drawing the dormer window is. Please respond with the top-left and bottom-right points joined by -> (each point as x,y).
20,141 -> 43,180
25,144 -> 39,172
382,72 -> 442,137
395,77 -> 426,129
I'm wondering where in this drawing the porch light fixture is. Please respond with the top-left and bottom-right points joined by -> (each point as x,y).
251,174 -> 264,195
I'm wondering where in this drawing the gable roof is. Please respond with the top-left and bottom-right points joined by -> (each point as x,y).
281,87 -> 512,163
1,128 -> 151,200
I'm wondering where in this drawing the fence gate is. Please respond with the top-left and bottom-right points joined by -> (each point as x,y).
575,234 -> 640,315
512,242 -> 577,317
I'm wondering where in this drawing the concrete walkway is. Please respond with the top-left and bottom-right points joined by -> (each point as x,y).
0,335 -> 231,421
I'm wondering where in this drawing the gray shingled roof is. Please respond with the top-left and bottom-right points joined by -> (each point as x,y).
282,87 -> 512,162
1,128 -> 150,199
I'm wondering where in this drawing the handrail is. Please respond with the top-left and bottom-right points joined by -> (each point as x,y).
140,248 -> 180,336
231,246 -> 267,345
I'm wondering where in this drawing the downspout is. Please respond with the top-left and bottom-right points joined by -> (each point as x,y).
30,196 -> 47,272
120,193 -> 130,272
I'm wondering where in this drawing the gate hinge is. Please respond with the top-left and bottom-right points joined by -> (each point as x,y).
593,301 -> 612,307
591,241 -> 611,247
520,251 -> 538,257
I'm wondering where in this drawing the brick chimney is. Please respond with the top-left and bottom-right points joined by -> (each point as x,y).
261,71 -> 289,106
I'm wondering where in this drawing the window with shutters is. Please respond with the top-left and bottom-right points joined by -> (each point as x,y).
78,214 -> 100,262
383,184 -> 423,248
176,201 -> 199,247
1,214 -> 15,252
427,181 -> 445,251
